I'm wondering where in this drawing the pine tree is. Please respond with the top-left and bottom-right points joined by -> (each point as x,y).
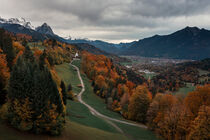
39,49 -> 47,70
68,84 -> 72,92
8,47 -> 65,135
67,84 -> 74,100
60,81 -> 67,105
23,45 -> 34,62
0,29 -> 16,70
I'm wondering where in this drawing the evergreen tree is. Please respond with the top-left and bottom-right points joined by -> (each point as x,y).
0,29 -> 16,70
67,84 -> 74,100
91,80 -> 95,86
22,38 -> 28,47
68,84 -> 72,92
60,81 -> 67,105
23,45 -> 34,62
8,49 -> 65,135
39,49 -> 47,70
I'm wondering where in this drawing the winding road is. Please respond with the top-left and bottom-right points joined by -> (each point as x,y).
70,59 -> 147,133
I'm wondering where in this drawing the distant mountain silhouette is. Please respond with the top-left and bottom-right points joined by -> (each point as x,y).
120,27 -> 210,60
66,39 -> 137,54
0,18 -> 209,60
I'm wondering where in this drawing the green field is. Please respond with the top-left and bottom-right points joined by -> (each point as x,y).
198,69 -> 210,82
55,63 -> 81,94
115,122 -> 159,140
143,73 -> 157,80
119,60 -> 140,66
173,83 -> 195,96
120,61 -> 133,66
66,100 -> 118,133
0,120 -> 126,140
198,69 -> 210,76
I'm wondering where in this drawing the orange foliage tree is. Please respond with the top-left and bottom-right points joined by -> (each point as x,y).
184,84 -> 210,117
128,85 -> 151,123
147,84 -> 210,139
188,105 -> 210,140
0,48 -> 10,104
81,51 -> 136,113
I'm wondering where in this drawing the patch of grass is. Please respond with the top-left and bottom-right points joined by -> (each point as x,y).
173,83 -> 195,95
115,122 -> 159,140
64,121 -> 127,140
120,62 -> 133,66
55,63 -> 81,94
66,100 -> 118,133
0,120 -> 126,140
72,60 -> 81,69
119,60 -> 140,66
198,69 -> 209,76
143,73 -> 157,80
198,69 -> 210,82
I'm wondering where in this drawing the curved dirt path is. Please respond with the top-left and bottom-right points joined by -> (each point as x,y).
70,60 -> 147,130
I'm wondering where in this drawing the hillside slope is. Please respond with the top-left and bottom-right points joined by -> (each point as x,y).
120,27 -> 210,60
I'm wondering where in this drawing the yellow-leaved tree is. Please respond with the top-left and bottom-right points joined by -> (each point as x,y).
128,85 -> 152,123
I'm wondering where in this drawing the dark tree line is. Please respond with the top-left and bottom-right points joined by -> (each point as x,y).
7,43 -> 66,135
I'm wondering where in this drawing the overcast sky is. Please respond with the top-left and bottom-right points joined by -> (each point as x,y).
1,0 -> 210,43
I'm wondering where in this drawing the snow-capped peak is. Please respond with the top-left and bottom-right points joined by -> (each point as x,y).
0,17 -> 35,30
63,35 -> 72,40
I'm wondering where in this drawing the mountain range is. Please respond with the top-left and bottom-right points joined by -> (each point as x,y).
66,27 -> 210,60
0,17 -> 35,29
0,17 -> 64,41
0,17 -> 210,60
120,27 -> 210,60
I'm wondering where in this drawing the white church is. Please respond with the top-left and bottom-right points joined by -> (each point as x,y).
74,52 -> 79,58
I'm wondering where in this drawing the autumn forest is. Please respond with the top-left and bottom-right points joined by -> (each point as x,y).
0,26 -> 209,140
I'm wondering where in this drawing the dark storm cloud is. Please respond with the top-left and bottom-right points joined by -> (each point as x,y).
1,0 -> 210,43
129,0 -> 210,17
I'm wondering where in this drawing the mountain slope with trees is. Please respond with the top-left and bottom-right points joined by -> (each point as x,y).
120,27 -> 210,60
1,18 -> 209,60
